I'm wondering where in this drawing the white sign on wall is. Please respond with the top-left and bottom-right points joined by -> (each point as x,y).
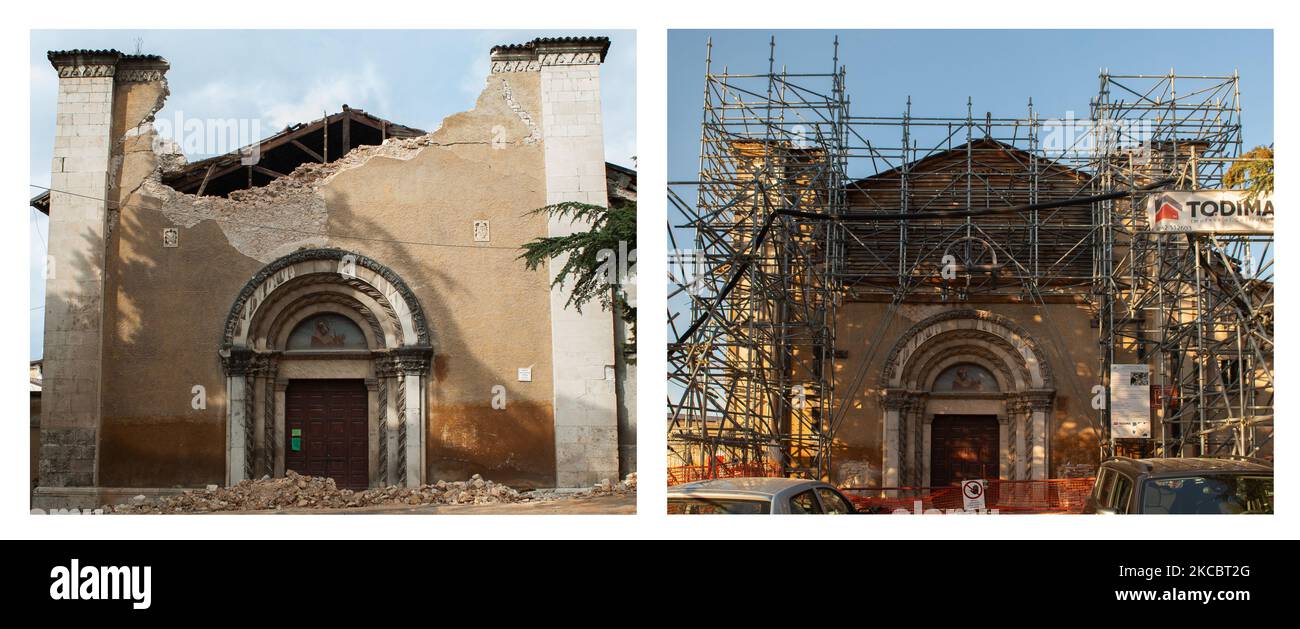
1148,190 -> 1274,234
1110,364 -> 1152,439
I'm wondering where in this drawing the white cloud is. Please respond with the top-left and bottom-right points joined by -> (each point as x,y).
459,54 -> 490,99
185,80 -> 251,116
161,63 -> 391,157
262,64 -> 389,129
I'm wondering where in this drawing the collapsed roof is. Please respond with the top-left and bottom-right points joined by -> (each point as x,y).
32,104 -> 635,212
161,106 -> 425,197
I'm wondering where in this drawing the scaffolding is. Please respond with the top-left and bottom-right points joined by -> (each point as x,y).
668,39 -> 1273,480
667,37 -> 846,479
1091,71 -> 1272,459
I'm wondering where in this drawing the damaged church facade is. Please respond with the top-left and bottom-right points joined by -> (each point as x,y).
671,55 -> 1270,496
33,37 -> 635,509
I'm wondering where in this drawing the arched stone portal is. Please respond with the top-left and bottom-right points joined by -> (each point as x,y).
219,248 -> 433,488
879,309 -> 1054,488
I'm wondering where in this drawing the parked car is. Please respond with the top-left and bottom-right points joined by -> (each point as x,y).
667,477 -> 858,514
1083,456 -> 1273,514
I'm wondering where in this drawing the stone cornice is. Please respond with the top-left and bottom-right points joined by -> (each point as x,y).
490,56 -> 542,74
489,36 -> 609,73
52,58 -> 117,79
116,57 -> 170,83
48,49 -> 169,81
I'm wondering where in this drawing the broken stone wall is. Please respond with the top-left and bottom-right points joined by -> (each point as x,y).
94,64 -> 557,488
322,71 -> 556,487
99,69 -> 264,488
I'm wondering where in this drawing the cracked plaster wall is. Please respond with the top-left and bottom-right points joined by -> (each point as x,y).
92,68 -> 560,488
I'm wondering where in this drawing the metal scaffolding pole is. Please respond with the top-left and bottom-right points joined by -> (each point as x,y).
668,37 -> 845,479
668,41 -> 1272,482
1092,70 -> 1271,459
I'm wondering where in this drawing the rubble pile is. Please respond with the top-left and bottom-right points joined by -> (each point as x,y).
524,472 -> 637,501
113,471 -> 525,514
594,472 -> 637,495
110,470 -> 637,514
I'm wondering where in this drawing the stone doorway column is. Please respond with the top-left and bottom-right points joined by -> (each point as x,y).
1025,390 -> 1054,480
220,349 -> 254,485
901,394 -> 925,487
1007,390 -> 1054,480
373,356 -> 398,486
920,412 -> 935,488
1008,395 -> 1029,481
394,348 -> 431,487
252,355 -> 278,480
997,412 -> 1011,481
881,389 -> 910,491
273,380 -> 288,477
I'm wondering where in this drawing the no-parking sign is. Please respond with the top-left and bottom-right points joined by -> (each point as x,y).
962,479 -> 987,511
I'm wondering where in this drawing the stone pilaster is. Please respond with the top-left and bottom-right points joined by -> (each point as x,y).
252,354 -> 278,479
897,394 -> 926,487
880,389 -> 911,490
920,411 -> 935,487
38,51 -> 121,490
493,37 -> 618,487
1006,396 -> 1029,481
365,378 -> 380,487
996,411 -> 1011,481
393,347 -> 432,487
273,380 -> 288,477
220,348 -> 255,485
36,51 -> 169,504
1025,390 -> 1055,479
374,355 -> 396,486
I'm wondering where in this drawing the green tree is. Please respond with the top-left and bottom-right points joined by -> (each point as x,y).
518,201 -> 636,357
1224,145 -> 1274,200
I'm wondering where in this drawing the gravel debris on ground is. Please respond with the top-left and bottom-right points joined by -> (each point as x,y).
110,471 -> 637,514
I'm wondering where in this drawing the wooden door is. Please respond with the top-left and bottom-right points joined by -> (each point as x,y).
285,379 -> 368,490
930,414 -> 999,487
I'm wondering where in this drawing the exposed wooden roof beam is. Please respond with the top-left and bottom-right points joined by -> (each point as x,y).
252,165 -> 288,179
196,163 -> 216,196
291,139 -> 324,163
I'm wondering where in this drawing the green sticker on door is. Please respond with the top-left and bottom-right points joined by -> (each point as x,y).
291,428 -> 302,452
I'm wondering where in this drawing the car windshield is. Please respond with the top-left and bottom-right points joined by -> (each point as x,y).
1142,475 -> 1274,514
667,497 -> 771,514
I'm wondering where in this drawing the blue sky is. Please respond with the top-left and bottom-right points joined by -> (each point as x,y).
28,29 -> 635,360
667,29 -> 1274,343
669,29 -> 1273,183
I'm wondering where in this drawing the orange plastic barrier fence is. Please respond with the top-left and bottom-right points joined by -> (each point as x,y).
842,478 -> 1096,514
667,462 -> 784,486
